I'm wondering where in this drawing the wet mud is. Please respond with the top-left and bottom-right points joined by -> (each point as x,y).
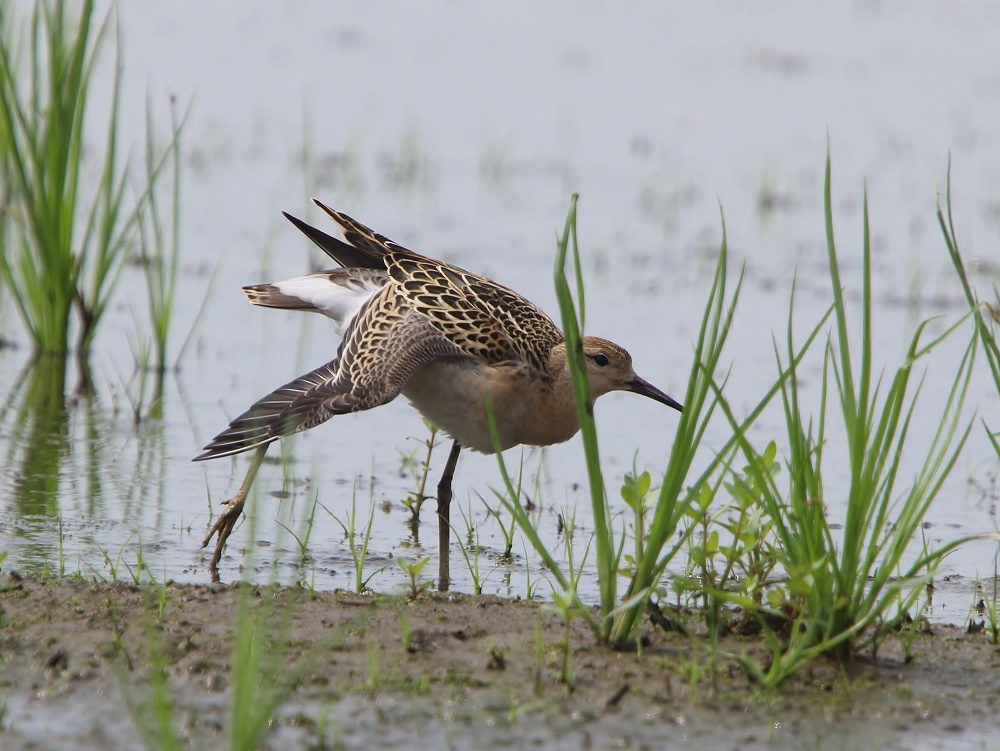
2,574 -> 999,750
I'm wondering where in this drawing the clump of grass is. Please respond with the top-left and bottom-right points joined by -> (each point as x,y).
138,97 -> 184,371
506,157 -> 984,687
603,212 -> 825,648
0,1 -> 181,357
716,154 -> 978,685
128,93 -> 201,421
938,166 -> 1000,638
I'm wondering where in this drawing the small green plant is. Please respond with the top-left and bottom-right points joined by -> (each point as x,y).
397,607 -> 415,653
895,595 -> 931,665
541,506 -> 591,694
276,488 -> 320,568
545,588 -> 588,695
91,534 -> 131,582
715,455 -> 780,609
155,576 -> 168,622
227,588 -> 299,750
121,539 -> 154,586
311,705 -> 341,751
117,612 -> 183,751
327,489 -> 387,593
979,552 -> 1000,645
397,556 -> 432,599
671,648 -> 713,700
57,516 -> 66,578
522,541 -> 539,601
399,420 -> 442,522
619,467 -> 655,579
453,499 -> 487,595
482,494 -> 517,561
676,445 -> 780,637
486,638 -> 507,670
366,641 -> 380,690
125,95 -> 207,422
533,620 -> 544,696
137,98 -> 185,374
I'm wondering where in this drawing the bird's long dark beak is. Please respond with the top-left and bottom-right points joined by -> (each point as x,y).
627,375 -> 683,412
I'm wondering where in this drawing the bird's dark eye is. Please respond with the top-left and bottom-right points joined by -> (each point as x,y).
593,353 -> 610,367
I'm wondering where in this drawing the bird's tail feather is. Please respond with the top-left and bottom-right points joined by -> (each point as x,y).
243,283 -> 316,311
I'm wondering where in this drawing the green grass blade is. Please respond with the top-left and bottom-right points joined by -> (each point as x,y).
551,194 -> 616,636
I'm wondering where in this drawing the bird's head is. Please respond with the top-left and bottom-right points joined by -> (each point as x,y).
577,336 -> 683,411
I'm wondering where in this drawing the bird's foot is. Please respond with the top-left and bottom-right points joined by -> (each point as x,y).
202,495 -> 246,579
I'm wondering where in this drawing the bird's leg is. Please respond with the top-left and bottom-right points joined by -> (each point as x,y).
202,446 -> 267,579
436,440 -> 462,591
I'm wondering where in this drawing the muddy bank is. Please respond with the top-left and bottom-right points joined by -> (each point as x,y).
1,574 -> 999,750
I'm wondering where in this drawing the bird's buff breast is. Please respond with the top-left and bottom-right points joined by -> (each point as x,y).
401,358 -> 580,454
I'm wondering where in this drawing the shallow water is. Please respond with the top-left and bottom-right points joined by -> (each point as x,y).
1,0 -> 999,627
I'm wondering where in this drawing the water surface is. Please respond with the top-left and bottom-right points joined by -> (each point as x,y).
1,0 -> 998,625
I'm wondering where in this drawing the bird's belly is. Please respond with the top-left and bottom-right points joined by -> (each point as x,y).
403,360 -> 513,453
402,359 -> 579,454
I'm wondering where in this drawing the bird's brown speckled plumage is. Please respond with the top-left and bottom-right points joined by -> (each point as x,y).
195,201 -> 588,460
195,200 -> 682,573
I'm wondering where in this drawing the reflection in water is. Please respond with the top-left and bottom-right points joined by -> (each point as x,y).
120,403 -> 169,535
0,354 -> 172,574
4,356 -> 71,519
116,362 -> 170,534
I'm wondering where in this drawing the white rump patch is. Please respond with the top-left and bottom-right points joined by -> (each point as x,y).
274,274 -> 382,335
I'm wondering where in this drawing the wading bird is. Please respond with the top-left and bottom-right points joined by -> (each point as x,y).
195,201 -> 682,578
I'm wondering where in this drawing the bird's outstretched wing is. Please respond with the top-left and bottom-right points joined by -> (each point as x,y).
194,286 -> 466,461
193,359 -> 343,461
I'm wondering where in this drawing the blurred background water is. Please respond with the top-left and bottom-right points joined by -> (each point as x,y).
1,0 -> 998,622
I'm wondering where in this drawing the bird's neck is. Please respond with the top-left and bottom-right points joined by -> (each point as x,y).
520,344 -> 584,447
